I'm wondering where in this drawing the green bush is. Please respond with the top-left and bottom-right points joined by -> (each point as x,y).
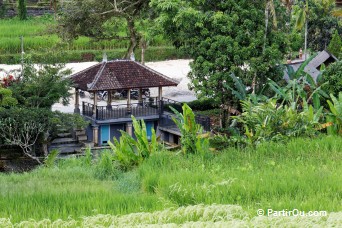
326,92 -> 342,135
94,150 -> 120,180
170,104 -> 209,155
44,149 -> 59,168
108,116 -> 160,171
0,47 -> 187,64
327,30 -> 342,58
0,2 -> 6,18
187,98 -> 218,111
322,61 -> 342,98
234,100 -> 322,145
17,0 -> 27,20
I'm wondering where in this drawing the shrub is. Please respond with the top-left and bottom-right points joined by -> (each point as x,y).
108,116 -> 159,171
17,0 -> 27,20
187,98 -> 218,111
44,149 -> 59,168
327,30 -> 342,57
326,92 -> 342,135
322,61 -> 342,98
170,104 -> 209,155
0,1 -> 6,18
94,150 -> 120,180
234,100 -> 322,145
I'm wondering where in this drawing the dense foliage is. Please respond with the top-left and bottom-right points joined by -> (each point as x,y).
152,0 -> 287,127
17,0 -> 27,20
58,0 -> 151,58
306,0 -> 342,51
322,61 -> 342,97
0,60 -> 88,161
327,30 -> 342,57
10,62 -> 71,108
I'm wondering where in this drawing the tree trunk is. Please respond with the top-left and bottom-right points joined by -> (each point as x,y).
263,6 -> 269,53
42,131 -> 49,157
124,17 -> 138,59
22,146 -> 42,165
304,20 -> 308,60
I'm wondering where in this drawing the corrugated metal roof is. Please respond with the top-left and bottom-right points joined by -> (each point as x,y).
284,50 -> 338,82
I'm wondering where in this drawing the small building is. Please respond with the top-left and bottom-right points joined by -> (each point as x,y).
284,50 -> 338,82
70,59 -> 210,147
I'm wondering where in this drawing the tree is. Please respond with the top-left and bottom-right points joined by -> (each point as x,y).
328,30 -> 342,57
9,62 -> 72,108
295,0 -> 309,59
151,0 -> 287,127
307,0 -> 342,51
58,0 -> 150,59
17,0 -> 27,20
0,107 -> 89,162
0,118 -> 44,164
322,61 -> 342,97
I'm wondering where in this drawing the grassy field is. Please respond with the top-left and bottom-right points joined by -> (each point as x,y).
0,136 -> 341,226
0,16 -> 183,63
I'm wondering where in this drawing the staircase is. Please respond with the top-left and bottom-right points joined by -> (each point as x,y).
49,128 -> 89,157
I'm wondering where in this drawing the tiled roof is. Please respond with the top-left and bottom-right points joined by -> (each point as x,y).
70,60 -> 179,91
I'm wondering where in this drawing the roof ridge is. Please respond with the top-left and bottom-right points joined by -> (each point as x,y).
133,61 -> 180,84
70,62 -> 102,79
87,62 -> 106,90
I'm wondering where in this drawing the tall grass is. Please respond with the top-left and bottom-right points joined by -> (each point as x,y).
0,17 -> 51,38
0,16 -> 171,57
0,136 -> 341,224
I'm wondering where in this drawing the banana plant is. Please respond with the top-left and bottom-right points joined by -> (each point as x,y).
131,116 -> 159,158
170,104 -> 209,155
326,92 -> 342,135
269,54 -> 328,110
108,132 -> 140,170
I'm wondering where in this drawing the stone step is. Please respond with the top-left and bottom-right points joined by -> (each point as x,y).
74,130 -> 86,136
77,135 -> 88,142
51,138 -> 78,145
49,143 -> 84,154
57,128 -> 69,133
57,132 -> 72,138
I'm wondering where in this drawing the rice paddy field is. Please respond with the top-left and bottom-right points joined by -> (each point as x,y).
0,16 -> 179,64
0,136 -> 341,227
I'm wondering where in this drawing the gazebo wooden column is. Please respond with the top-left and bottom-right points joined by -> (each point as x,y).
158,86 -> 163,114
74,88 -> 80,114
92,91 -> 97,118
107,91 -> 112,110
158,86 -> 162,101
127,89 -> 131,113
138,88 -> 143,106
92,91 -> 99,146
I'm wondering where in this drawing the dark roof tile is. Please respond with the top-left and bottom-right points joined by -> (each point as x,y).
70,60 -> 179,91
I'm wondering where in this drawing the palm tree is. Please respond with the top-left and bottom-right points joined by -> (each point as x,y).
263,0 -> 277,53
295,0 -> 309,60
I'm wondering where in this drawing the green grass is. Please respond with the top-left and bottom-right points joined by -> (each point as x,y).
0,136 -> 341,225
0,16 -> 184,63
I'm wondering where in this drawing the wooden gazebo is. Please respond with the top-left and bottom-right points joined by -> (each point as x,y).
71,59 -> 178,114
69,59 -> 179,145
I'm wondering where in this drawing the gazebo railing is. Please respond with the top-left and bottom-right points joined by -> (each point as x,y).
82,101 -> 161,120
